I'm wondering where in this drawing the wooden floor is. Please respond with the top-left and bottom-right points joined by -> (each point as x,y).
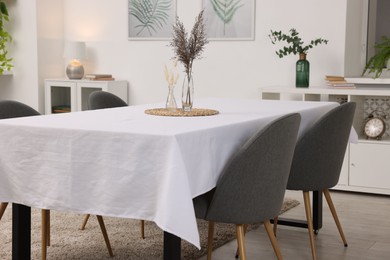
198,190 -> 390,260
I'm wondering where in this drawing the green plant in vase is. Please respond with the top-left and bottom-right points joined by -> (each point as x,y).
169,10 -> 208,112
0,1 -> 13,75
362,36 -> 390,79
269,28 -> 328,87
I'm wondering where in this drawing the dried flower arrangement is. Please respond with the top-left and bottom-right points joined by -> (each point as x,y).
164,59 -> 179,86
169,10 -> 208,79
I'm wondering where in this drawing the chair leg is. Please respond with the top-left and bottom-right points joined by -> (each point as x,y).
46,210 -> 51,246
303,191 -> 317,260
141,220 -> 145,239
96,215 -> 114,257
264,219 -> 283,260
206,221 -> 215,260
323,189 -> 348,247
0,202 -> 8,220
236,224 -> 247,260
235,224 -> 248,258
80,214 -> 90,230
273,216 -> 279,236
41,209 -> 50,260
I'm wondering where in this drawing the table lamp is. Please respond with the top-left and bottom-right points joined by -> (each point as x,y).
63,41 -> 86,79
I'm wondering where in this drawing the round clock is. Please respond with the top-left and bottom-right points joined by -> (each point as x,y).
364,111 -> 386,140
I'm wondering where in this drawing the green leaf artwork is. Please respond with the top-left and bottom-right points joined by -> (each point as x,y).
210,0 -> 244,36
129,0 -> 173,36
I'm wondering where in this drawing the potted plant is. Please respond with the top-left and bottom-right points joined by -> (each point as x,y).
269,28 -> 328,87
0,1 -> 12,75
362,36 -> 390,79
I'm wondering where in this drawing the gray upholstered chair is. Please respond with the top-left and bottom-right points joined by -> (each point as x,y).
0,100 -> 40,221
88,90 -> 127,110
0,100 -> 113,260
274,102 -> 356,260
193,113 -> 301,260
83,91 -> 146,239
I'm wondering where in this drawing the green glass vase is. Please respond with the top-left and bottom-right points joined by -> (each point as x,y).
296,53 -> 310,88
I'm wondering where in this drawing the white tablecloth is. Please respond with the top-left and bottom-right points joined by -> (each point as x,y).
0,98 -> 339,248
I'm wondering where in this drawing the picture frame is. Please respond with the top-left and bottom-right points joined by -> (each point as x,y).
128,0 -> 176,40
202,0 -> 255,41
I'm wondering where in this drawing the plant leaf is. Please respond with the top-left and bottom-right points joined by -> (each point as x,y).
129,0 -> 172,36
210,0 -> 243,36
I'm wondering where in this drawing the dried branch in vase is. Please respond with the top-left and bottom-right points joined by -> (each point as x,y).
169,10 -> 208,78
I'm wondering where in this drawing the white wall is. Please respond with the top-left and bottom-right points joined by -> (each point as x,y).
63,0 -> 348,105
0,0 -> 39,109
0,0 -> 350,110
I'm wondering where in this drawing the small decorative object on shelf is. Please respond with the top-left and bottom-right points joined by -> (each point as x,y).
85,74 -> 114,81
362,36 -> 390,79
269,28 -> 328,88
164,60 -> 179,111
170,10 -> 208,112
363,109 -> 387,140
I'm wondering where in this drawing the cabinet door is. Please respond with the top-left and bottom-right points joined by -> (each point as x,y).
77,82 -> 108,111
350,142 -> 390,190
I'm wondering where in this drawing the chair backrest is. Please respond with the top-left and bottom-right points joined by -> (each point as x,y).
204,113 -> 301,224
88,91 -> 127,110
287,102 -> 356,191
0,100 -> 40,119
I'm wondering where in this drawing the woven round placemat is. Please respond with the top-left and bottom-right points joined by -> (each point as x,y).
144,108 -> 219,117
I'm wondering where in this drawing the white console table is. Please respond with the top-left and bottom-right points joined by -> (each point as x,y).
260,79 -> 390,195
44,79 -> 128,114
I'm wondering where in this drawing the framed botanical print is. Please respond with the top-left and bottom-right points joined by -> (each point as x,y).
128,0 -> 176,40
202,0 -> 255,40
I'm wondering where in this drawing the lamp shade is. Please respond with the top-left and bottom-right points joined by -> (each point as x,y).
63,41 -> 86,60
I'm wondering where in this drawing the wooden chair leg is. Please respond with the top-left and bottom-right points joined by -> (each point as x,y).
141,220 -> 145,239
80,214 -> 90,230
236,224 -> 247,260
323,189 -> 348,247
273,216 -> 279,236
96,215 -> 114,257
207,221 -> 215,260
264,219 -> 283,260
303,191 -> 317,260
0,202 -> 8,220
46,210 -> 51,246
41,209 -> 50,260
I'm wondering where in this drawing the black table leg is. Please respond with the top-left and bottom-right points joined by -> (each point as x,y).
163,231 -> 181,260
12,203 -> 31,260
271,190 -> 323,232
312,190 -> 323,233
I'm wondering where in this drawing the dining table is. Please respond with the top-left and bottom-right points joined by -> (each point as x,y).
0,97 -> 343,259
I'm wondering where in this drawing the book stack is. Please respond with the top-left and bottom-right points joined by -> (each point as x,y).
325,75 -> 355,88
85,74 -> 115,81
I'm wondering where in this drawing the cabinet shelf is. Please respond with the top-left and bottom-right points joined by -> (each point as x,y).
260,85 -> 390,195
45,79 -> 128,115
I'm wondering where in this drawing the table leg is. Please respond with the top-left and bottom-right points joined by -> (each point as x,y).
163,231 -> 181,260
312,190 -> 323,233
271,190 -> 323,232
12,203 -> 31,260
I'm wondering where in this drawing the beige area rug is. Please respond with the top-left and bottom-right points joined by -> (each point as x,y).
0,199 -> 299,260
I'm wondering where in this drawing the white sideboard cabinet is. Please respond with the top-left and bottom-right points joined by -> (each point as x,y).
260,79 -> 390,195
45,79 -> 128,114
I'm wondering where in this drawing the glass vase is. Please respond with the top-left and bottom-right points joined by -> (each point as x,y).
165,85 -> 177,111
182,74 -> 194,112
296,53 -> 310,88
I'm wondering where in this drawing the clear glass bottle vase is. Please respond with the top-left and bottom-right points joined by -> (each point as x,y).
296,53 -> 310,88
165,85 -> 177,111
182,74 -> 194,112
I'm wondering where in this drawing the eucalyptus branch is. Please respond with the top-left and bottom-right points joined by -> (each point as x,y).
169,10 -> 208,78
269,28 -> 328,58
